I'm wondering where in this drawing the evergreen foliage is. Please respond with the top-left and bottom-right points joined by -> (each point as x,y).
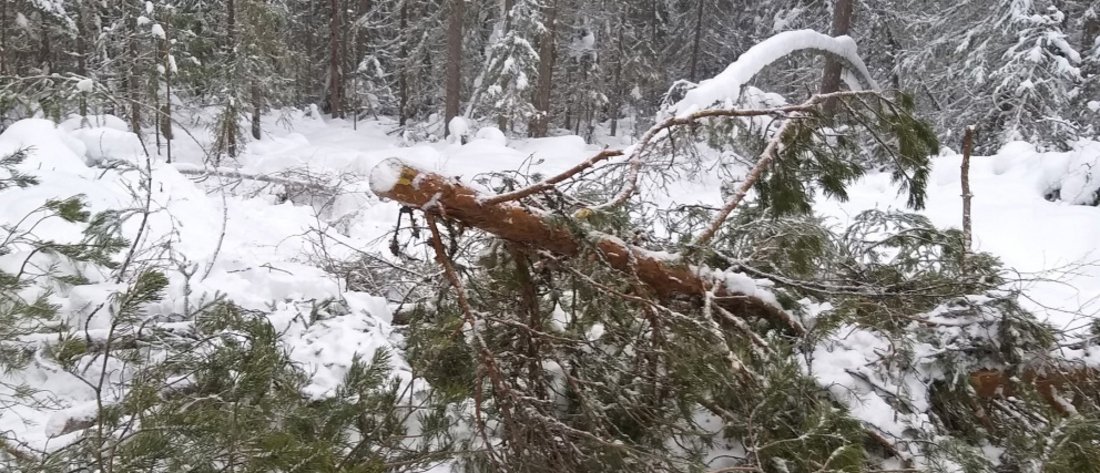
2,1 -> 1100,472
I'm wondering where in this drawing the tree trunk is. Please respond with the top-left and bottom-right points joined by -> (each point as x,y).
529,0 -> 559,137
818,0 -> 854,115
369,159 -> 805,335
162,27 -> 174,158
398,0 -> 409,126
225,0 -> 237,159
328,0 -> 345,118
0,0 -> 7,76
688,0 -> 706,82
355,0 -> 372,118
126,15 -> 141,135
960,126 -> 974,269
444,0 -> 464,136
608,11 -> 627,137
251,81 -> 262,140
76,2 -> 89,118
227,0 -> 236,51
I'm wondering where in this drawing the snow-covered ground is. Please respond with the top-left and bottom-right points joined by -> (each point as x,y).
1,109 -> 1098,458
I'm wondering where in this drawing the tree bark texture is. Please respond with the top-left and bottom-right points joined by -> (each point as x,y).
369,159 -> 805,335
819,0 -> 854,115
528,0 -> 559,137
444,0 -> 464,136
328,0 -> 346,118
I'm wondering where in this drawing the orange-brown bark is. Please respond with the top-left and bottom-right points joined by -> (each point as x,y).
371,159 -> 806,336
970,365 -> 1100,415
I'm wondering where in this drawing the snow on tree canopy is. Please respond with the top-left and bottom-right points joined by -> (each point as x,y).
668,29 -> 878,117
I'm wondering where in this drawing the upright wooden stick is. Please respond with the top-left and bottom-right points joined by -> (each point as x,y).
960,126 -> 975,270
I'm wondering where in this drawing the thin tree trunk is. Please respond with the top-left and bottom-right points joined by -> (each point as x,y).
76,2 -> 89,117
328,0 -> 345,118
126,15 -> 141,135
225,0 -> 237,159
0,0 -> 7,76
608,16 -> 626,137
162,29 -> 174,163
38,15 -> 53,76
398,0 -> 409,126
818,0 -> 854,115
884,25 -> 901,90
444,0 -> 464,136
227,0 -> 236,50
960,126 -> 975,270
495,0 -> 515,129
356,0 -> 372,119
251,81 -> 261,140
688,0 -> 705,82
528,0 -> 559,137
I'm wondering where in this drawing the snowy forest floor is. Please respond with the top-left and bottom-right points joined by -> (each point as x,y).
2,109 -> 1099,457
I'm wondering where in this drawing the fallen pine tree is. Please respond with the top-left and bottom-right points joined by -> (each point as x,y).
365,32 -> 1100,473
369,157 -> 806,338
370,155 -> 1100,470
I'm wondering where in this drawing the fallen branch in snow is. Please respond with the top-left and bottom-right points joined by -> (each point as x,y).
369,158 -> 806,336
176,168 -> 332,193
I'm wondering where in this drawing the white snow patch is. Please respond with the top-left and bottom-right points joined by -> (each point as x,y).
75,78 -> 94,93
369,157 -> 410,194
669,30 -> 877,117
474,126 -> 507,146
447,116 -> 470,142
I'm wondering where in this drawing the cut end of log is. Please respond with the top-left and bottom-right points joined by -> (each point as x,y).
370,158 -> 420,195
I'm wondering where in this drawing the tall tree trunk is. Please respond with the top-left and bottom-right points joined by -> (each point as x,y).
126,15 -> 141,135
251,81 -> 262,140
608,7 -> 628,137
162,25 -> 174,157
226,0 -> 237,158
355,0 -> 372,118
884,25 -> 900,90
227,0 -> 236,51
688,0 -> 705,82
396,1 -> 410,125
0,0 -> 7,76
76,2 -> 89,118
528,0 -> 559,137
328,0 -> 345,118
444,0 -> 464,136
818,0 -> 854,115
495,0 -> 515,130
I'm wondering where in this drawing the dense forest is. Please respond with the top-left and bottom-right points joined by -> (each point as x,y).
2,0 -> 1100,472
4,0 -> 1097,148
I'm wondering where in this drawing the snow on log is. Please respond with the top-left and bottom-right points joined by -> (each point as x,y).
369,158 -> 806,336
669,30 -> 878,117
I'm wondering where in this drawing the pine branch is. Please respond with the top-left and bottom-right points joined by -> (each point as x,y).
595,90 -> 883,213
